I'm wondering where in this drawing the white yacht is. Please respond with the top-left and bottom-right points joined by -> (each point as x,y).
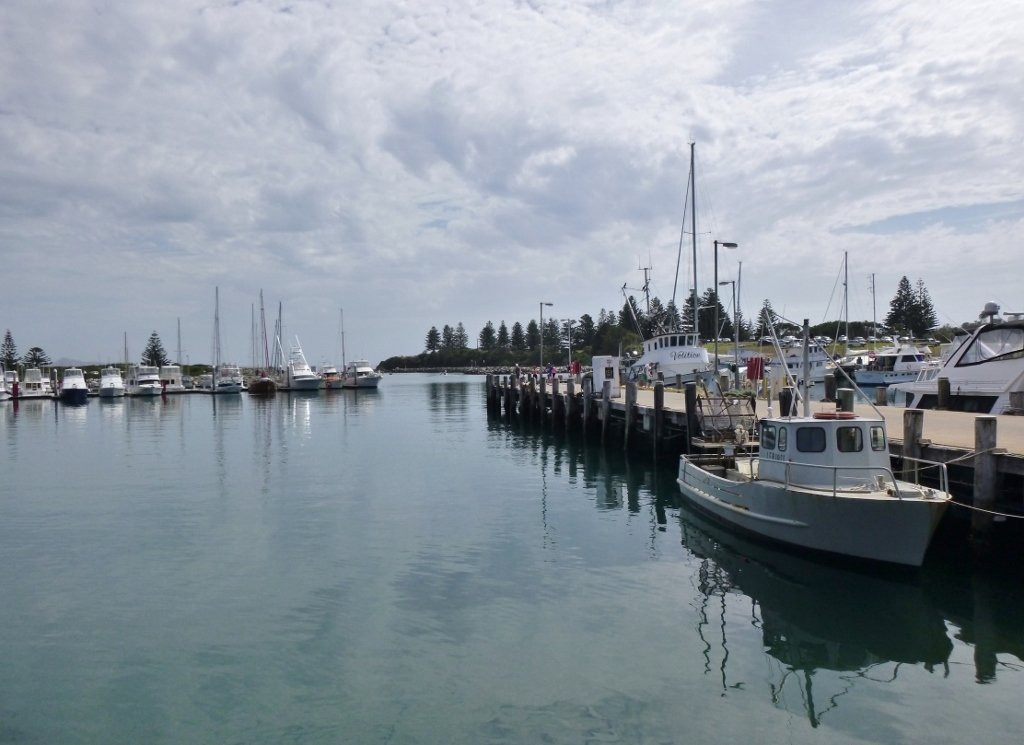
19,368 -> 53,399
214,364 -> 244,394
341,359 -> 381,389
0,366 -> 13,401
126,365 -> 163,396
765,339 -> 835,387
284,338 -> 322,391
888,303 -> 1024,413
159,365 -> 186,393
98,366 -> 126,398
853,344 -> 930,386
59,367 -> 90,405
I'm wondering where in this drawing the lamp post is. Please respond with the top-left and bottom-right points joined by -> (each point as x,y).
719,279 -> 738,389
713,239 -> 738,377
539,301 -> 553,371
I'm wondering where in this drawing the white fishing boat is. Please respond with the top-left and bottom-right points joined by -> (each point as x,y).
888,303 -> 1024,413
126,365 -> 163,396
98,366 -> 126,398
284,337 -> 322,391
853,344 -> 930,386
676,323 -> 951,567
58,367 -> 90,405
19,368 -> 53,399
320,363 -> 343,389
765,338 -> 835,387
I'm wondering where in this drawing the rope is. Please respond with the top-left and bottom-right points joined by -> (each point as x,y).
947,501 -> 1024,520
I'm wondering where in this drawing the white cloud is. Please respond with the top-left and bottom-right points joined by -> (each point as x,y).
1,0 -> 1022,364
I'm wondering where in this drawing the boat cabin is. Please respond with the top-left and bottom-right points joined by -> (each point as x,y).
757,414 -> 892,489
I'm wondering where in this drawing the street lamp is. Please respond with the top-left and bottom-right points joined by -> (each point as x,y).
719,279 -> 739,389
713,239 -> 738,377
539,301 -> 553,371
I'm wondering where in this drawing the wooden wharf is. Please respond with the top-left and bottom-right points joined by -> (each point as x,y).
485,374 -> 1024,550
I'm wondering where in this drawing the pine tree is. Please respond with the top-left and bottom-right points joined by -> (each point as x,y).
1,329 -> 17,369
454,323 -> 469,350
142,332 -> 170,366
756,299 -> 781,339
913,279 -> 938,336
496,321 -> 510,349
478,321 -> 497,350
23,346 -> 51,367
885,276 -> 916,335
525,320 -> 540,351
424,326 -> 440,352
441,325 -> 455,350
510,322 -> 526,351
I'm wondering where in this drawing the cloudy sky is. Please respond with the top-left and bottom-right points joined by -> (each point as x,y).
2,0 -> 1022,366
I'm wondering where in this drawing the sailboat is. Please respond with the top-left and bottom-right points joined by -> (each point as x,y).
209,286 -> 242,395
623,142 -> 715,386
247,290 -> 277,395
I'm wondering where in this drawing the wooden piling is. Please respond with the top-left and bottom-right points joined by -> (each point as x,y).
582,376 -> 593,431
653,381 -> 664,458
875,385 -> 887,407
601,380 -> 612,444
551,378 -> 562,421
565,379 -> 576,428
901,409 -> 924,483
623,382 -> 636,450
972,416 -> 998,543
684,382 -> 698,454
937,377 -> 950,410
823,374 -> 836,402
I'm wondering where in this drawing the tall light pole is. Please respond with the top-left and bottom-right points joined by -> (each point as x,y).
719,279 -> 738,389
564,318 -> 575,368
713,239 -> 738,376
539,301 -> 553,371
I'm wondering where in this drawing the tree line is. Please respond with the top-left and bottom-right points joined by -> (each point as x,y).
1,329 -> 175,370
381,275 -> 945,371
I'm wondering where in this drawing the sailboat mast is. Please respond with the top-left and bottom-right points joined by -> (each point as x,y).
844,251 -> 850,344
689,141 -> 699,335
871,273 -> 877,339
213,286 -> 221,373
177,318 -> 182,367
340,308 -> 347,367
259,290 -> 271,368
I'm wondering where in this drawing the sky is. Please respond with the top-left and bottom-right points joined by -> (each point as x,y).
2,0 -> 1022,367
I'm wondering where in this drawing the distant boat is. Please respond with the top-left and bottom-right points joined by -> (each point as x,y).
341,359 -> 381,389
59,367 -> 90,405
159,364 -> 186,393
215,364 -> 244,394
247,290 -> 277,396
338,309 -> 381,389
0,365 -> 13,401
98,366 -> 126,398
283,337 -> 322,391
19,368 -> 53,399
209,286 -> 242,395
320,363 -> 343,389
126,365 -> 162,396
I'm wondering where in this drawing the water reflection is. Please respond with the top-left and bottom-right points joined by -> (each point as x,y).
680,506 -> 953,725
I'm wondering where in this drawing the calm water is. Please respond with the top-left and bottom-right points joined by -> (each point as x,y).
1,374 -> 1022,744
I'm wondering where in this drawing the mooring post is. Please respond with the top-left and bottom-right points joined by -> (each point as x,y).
565,378 -> 576,429
937,377 -> 950,411
539,377 -> 548,423
653,381 -> 665,458
684,382 -> 698,454
601,379 -> 612,445
823,373 -> 836,402
623,381 -> 637,450
901,409 -> 924,483
875,385 -> 887,407
582,376 -> 593,431
528,379 -> 537,419
551,377 -> 561,421
972,415 -> 998,545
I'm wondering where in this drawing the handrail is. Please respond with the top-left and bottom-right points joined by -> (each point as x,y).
780,457 -> 948,499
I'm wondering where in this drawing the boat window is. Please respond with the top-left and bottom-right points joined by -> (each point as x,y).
870,426 -> 886,451
958,326 -> 1024,365
795,427 -> 826,453
777,427 -> 788,452
836,426 -> 863,453
671,336 -> 678,347
761,423 -> 777,450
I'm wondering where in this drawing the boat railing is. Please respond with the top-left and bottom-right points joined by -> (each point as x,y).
782,457 -> 949,499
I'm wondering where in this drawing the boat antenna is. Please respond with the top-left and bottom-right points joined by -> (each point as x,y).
689,142 -> 699,336
801,318 -> 811,417
620,283 -> 645,337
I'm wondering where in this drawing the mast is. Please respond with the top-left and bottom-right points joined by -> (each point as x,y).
870,273 -> 877,339
259,290 -> 271,368
689,141 -> 699,335
213,286 -> 221,375
177,318 -> 182,368
843,251 -> 850,345
340,308 -> 347,368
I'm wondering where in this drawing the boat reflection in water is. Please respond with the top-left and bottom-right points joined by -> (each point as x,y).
679,504 -> 953,727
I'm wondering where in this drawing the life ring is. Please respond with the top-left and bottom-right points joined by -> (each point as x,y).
813,411 -> 856,420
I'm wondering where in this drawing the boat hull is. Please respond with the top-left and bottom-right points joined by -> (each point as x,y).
97,387 -> 125,398
59,388 -> 89,405
677,459 -> 949,567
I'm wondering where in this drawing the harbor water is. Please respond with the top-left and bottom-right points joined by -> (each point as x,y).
1,374 -> 1021,744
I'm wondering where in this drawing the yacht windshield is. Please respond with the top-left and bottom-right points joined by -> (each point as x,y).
958,327 -> 1024,365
